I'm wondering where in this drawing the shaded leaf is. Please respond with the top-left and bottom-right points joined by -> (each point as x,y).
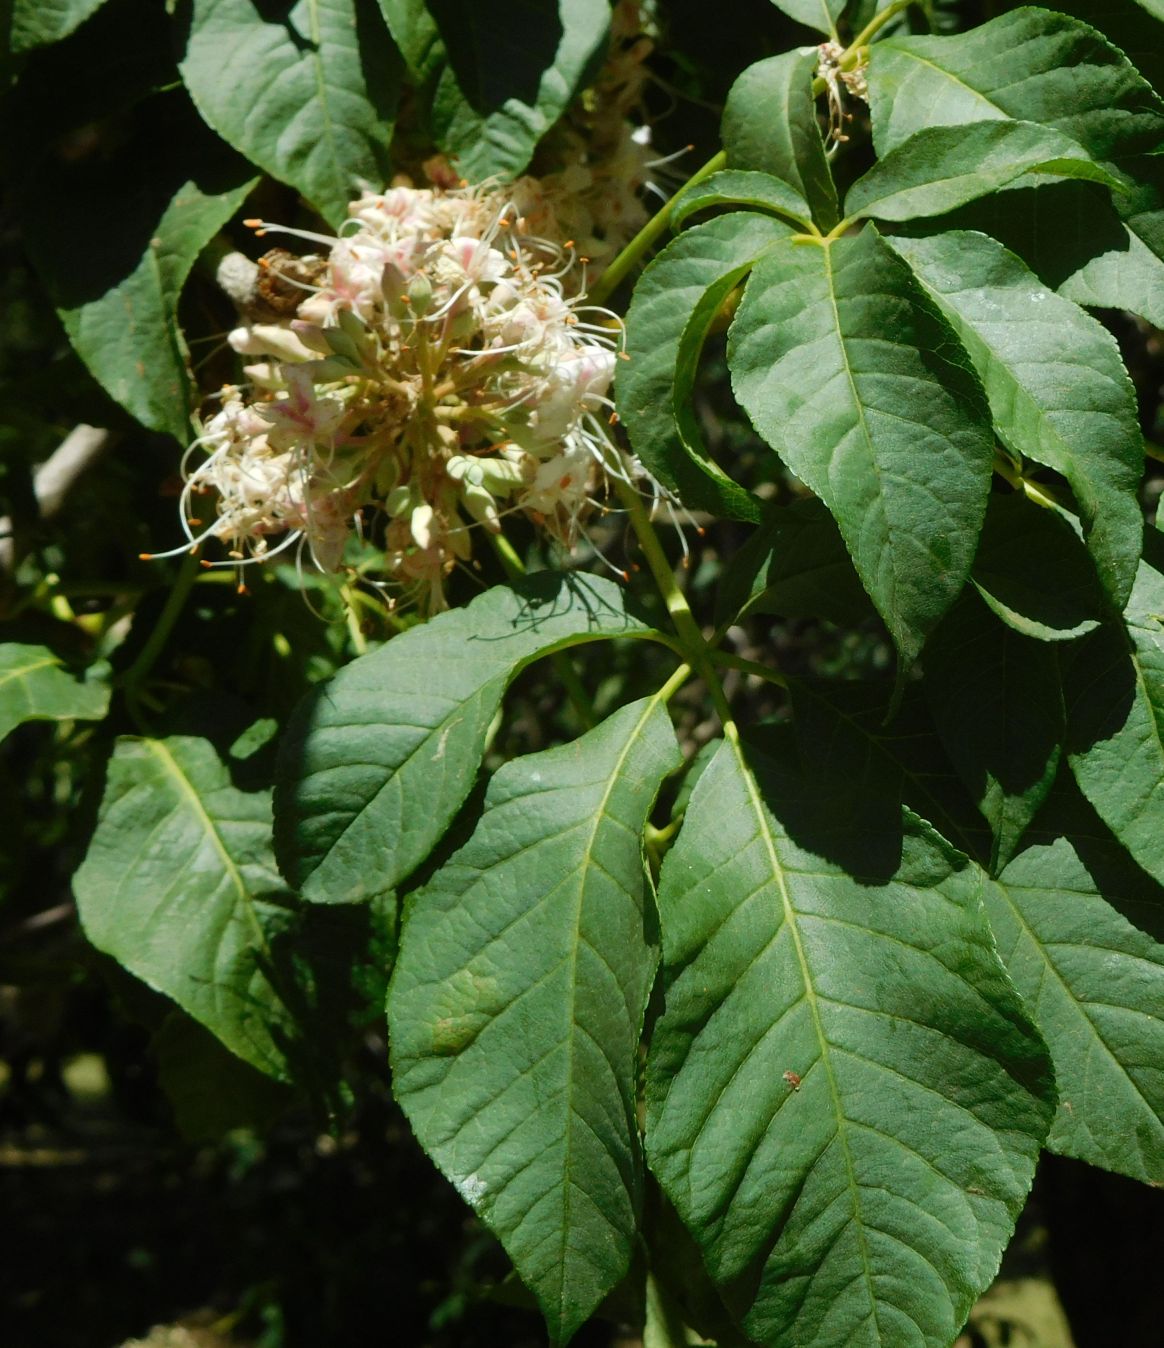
422,0 -> 609,181
10,0 -> 107,51
1065,533 -> 1164,884
390,697 -> 681,1345
646,726 -> 1053,1348
971,492 -> 1104,642
671,170 -> 813,232
722,48 -> 838,230
274,572 -> 661,903
734,497 -> 877,628
925,592 -> 1063,872
890,230 -> 1144,608
618,213 -> 790,521
180,0 -> 402,229
728,226 -> 994,666
19,99 -> 256,442
985,792 -> 1164,1182
0,643 -> 110,743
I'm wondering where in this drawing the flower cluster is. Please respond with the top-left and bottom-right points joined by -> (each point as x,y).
155,182 -> 653,612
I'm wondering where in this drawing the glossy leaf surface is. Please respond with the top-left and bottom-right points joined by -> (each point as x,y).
891,230 -> 1144,607
646,727 -> 1053,1348
729,227 -> 994,665
390,697 -> 680,1345
618,213 -> 790,521
722,48 -> 838,229
845,120 -> 1121,224
275,573 -> 659,903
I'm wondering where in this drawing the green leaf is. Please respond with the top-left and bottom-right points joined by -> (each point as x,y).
1065,534 -> 1164,885
845,120 -> 1123,224
618,213 -> 790,522
866,7 -> 1164,320
376,0 -> 442,78
390,696 -> 680,1345
646,726 -> 1053,1348
18,102 -> 256,443
767,0 -> 844,35
275,572 -> 660,904
791,680 -> 993,865
866,8 -> 1164,162
0,644 -> 109,743
728,227 -> 994,666
970,492 -> 1105,643
722,49 -> 839,230
733,497 -> 878,628
924,593 -> 1063,872
75,736 -> 347,1082
890,230 -> 1144,609
1130,0 -> 1164,24
180,0 -> 403,230
985,794 -> 1164,1182
415,0 -> 610,181
10,0 -> 107,51
670,170 -> 813,232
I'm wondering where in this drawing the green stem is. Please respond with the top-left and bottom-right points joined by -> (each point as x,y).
992,450 -> 1072,512
845,0 -> 917,58
612,474 -> 735,729
119,551 -> 201,692
485,529 -> 598,730
588,150 -> 727,306
707,648 -> 788,689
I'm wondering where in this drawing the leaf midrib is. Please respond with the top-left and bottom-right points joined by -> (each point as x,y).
727,726 -> 882,1337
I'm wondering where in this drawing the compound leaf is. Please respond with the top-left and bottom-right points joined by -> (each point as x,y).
728,227 -> 994,666
19,102 -> 256,442
0,643 -> 109,743
181,0 -> 402,230
618,213 -> 791,522
274,572 -> 659,903
866,8 -> 1164,161
646,727 -> 1053,1348
866,8 -> 1164,321
891,230 -> 1144,608
390,696 -> 680,1345
722,48 -> 838,229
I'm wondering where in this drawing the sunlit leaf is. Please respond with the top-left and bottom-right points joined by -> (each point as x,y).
728,226 -> 994,665
722,48 -> 838,229
391,696 -> 680,1345
890,229 -> 1144,607
181,0 -> 402,229
618,213 -> 790,521
275,572 -> 661,903
646,726 -> 1053,1348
